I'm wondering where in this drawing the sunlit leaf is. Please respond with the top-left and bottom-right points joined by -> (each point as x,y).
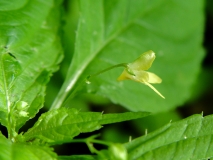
0,0 -> 63,131
22,108 -> 150,145
0,133 -> 56,160
125,114 -> 213,160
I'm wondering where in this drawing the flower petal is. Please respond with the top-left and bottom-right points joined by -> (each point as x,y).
117,70 -> 165,98
133,70 -> 149,82
117,69 -> 132,81
146,72 -> 162,84
144,82 -> 165,99
128,50 -> 156,71
117,70 -> 149,83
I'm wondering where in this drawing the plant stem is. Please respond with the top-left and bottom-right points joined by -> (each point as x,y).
50,63 -> 127,110
69,138 -> 111,146
86,63 -> 127,81
69,136 -> 112,155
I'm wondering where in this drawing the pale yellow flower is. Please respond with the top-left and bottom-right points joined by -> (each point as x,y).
117,50 -> 165,99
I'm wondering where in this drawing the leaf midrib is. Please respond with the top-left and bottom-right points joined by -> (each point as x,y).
0,53 -> 11,113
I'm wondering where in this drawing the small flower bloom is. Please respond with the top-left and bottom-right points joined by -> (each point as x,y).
117,50 -> 165,99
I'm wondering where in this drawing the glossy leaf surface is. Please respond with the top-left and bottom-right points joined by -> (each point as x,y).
23,108 -> 150,145
0,133 -> 56,160
125,114 -> 213,160
0,0 -> 63,130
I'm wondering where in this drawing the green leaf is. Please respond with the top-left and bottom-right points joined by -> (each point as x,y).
0,133 -> 56,160
51,0 -> 205,112
125,114 -> 213,160
0,0 -> 63,131
22,108 -> 150,145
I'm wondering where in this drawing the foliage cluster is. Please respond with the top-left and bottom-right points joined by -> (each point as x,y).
0,0 -> 212,159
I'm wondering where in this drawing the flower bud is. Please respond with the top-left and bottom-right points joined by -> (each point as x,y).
109,143 -> 127,160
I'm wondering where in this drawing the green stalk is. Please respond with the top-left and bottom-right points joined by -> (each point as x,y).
86,63 -> 127,83
50,63 -> 127,110
69,135 -> 112,155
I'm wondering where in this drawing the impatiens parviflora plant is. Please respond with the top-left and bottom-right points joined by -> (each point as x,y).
87,50 -> 165,99
0,0 -> 206,159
